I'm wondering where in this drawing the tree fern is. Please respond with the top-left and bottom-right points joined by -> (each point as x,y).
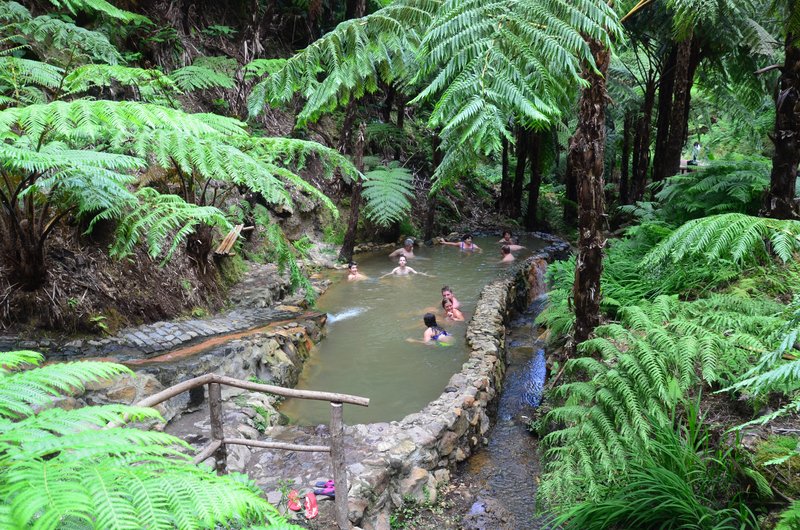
361,162 -> 415,226
45,0 -> 150,24
642,214 -> 800,268
169,64 -> 236,92
108,188 -> 231,261
540,294 -> 783,505
0,351 -> 298,530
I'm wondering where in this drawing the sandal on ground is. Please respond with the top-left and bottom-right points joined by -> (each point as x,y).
314,480 -> 334,489
314,486 -> 335,498
286,490 -> 302,512
304,492 -> 319,519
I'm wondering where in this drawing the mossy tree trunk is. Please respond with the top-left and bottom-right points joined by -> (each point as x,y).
631,79 -> 656,201
570,38 -> 610,347
763,33 -> 800,219
511,127 -> 529,218
338,122 -> 366,263
619,111 -> 633,204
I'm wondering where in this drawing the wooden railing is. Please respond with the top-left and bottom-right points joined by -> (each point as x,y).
137,373 -> 370,529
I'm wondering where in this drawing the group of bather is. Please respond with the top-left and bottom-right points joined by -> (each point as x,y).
345,231 -> 526,344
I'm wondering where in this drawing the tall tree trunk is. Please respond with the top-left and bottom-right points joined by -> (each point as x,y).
424,134 -> 443,241
620,111 -> 633,204
564,134 -> 578,225
525,132 -> 543,231
511,128 -> 529,218
570,39 -> 610,347
338,122 -> 366,262
631,79 -> 656,201
663,35 -> 694,180
764,33 -> 800,219
382,84 -> 395,123
652,47 -> 677,183
499,136 -> 512,213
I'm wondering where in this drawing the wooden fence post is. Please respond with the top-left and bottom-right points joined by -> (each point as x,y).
208,382 -> 228,474
330,402 -> 350,529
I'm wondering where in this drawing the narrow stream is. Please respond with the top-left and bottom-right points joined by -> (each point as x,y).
460,295 -> 550,529
280,235 -> 548,425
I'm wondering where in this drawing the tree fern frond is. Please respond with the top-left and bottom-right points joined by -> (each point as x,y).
109,188 -> 230,261
361,162 -> 415,226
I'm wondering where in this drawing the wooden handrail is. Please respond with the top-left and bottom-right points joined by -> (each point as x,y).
136,373 -> 370,408
136,373 -> 367,530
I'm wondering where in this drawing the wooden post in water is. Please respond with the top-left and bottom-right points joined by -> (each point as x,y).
208,382 -> 228,474
330,402 -> 350,529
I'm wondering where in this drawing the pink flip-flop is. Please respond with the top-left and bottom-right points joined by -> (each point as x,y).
287,489 -> 302,512
304,491 -> 319,519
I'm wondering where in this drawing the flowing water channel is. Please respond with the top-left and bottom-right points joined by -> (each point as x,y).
279,235 -> 548,425
459,296 -> 551,529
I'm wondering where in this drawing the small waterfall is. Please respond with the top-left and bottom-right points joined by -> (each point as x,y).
528,258 -> 548,301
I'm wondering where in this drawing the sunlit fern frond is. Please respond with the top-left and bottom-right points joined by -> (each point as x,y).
361,162 -> 415,226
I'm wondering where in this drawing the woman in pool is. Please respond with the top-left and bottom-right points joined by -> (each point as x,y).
380,256 -> 432,277
423,313 -> 452,343
438,234 -> 482,252
442,299 -> 465,321
346,261 -> 368,281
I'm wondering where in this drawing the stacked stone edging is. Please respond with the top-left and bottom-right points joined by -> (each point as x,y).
348,235 -> 569,529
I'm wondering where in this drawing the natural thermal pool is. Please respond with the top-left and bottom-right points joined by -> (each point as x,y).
279,235 -> 548,425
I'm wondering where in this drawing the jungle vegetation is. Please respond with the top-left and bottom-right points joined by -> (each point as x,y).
2,0 -> 800,527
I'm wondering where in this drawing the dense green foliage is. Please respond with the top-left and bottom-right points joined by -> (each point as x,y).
0,351 -> 299,529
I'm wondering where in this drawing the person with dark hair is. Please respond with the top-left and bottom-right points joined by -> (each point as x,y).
346,261 -> 367,281
441,286 -> 461,310
442,298 -> 465,321
498,230 -> 525,251
500,245 -> 515,263
389,238 -> 416,259
438,234 -> 482,252
423,313 -> 451,343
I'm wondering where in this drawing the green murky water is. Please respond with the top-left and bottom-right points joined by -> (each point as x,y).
280,235 -> 547,425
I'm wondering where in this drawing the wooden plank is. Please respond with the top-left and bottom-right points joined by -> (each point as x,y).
222,438 -> 330,452
330,402 -> 350,529
208,382 -> 228,474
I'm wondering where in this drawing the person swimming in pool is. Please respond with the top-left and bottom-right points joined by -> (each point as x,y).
346,261 -> 368,281
389,238 -> 416,259
441,286 -> 461,310
442,299 -> 465,321
380,256 -> 431,277
498,230 -> 525,252
423,313 -> 452,343
500,245 -> 515,263
438,234 -> 482,252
